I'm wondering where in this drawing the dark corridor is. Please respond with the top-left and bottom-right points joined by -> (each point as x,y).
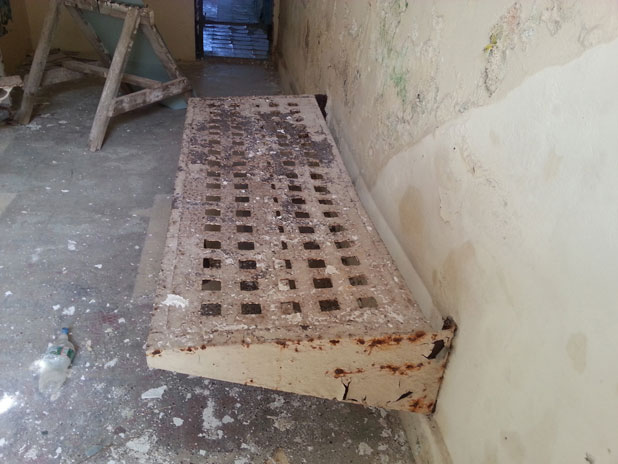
196,0 -> 273,60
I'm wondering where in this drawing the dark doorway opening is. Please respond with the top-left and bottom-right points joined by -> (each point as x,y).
195,0 -> 273,60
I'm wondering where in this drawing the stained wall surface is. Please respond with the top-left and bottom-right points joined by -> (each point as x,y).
0,0 -> 31,74
22,0 -> 195,61
276,1 -> 618,463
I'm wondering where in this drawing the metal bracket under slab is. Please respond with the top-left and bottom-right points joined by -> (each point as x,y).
146,95 -> 456,413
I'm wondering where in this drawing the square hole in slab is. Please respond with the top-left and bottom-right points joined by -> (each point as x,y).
281,301 -> 301,314
295,211 -> 310,218
279,279 -> 297,290
236,210 -> 251,217
313,277 -> 332,288
241,303 -> 262,315
278,226 -> 285,233
239,260 -> 257,269
349,275 -> 368,286
314,186 -> 329,194
289,185 -> 302,192
205,208 -> 221,217
208,149 -> 221,155
233,161 -> 246,167
204,240 -> 221,249
238,241 -> 255,250
283,160 -> 295,166
342,256 -> 360,266
200,303 -> 221,316
234,172 -> 247,178
329,225 -> 345,233
304,241 -> 320,250
285,172 -> 298,179
208,160 -> 221,167
234,183 -> 249,190
202,279 -> 221,291
281,241 -> 288,250
308,161 -> 320,167
299,226 -> 314,234
291,197 -> 305,205
308,259 -> 326,268
335,240 -> 352,249
319,299 -> 340,312
275,210 -> 282,218
285,259 -> 292,269
205,195 -> 221,202
206,183 -> 221,189
204,224 -> 221,232
207,171 -> 221,178
357,296 -> 378,308
235,197 -> 250,203
310,172 -> 324,180
273,197 -> 279,203
318,199 -> 333,205
237,225 -> 253,233
240,281 -> 259,291
323,211 -> 339,218
203,258 -> 221,269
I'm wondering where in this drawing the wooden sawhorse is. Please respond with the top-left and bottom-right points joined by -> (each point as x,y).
16,0 -> 192,151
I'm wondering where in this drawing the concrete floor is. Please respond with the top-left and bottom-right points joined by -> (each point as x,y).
0,61 -> 414,463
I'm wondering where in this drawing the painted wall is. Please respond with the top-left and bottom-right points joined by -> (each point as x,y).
277,1 -> 618,463
23,0 -> 195,61
0,0 -> 31,74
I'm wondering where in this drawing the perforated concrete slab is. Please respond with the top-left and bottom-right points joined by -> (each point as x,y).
146,95 -> 455,413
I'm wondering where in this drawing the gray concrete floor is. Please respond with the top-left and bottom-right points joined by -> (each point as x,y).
0,61 -> 414,463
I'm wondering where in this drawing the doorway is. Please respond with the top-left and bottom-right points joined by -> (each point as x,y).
195,0 -> 273,60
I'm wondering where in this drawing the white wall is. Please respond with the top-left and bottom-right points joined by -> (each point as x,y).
276,1 -> 618,462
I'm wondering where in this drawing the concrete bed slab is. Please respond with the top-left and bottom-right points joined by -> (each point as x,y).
0,61 -> 414,463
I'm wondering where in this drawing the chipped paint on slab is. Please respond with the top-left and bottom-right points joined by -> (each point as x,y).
146,96 -> 455,413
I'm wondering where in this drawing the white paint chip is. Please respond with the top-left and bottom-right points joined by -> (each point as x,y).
67,240 -> 77,251
172,417 -> 184,426
62,306 -> 75,316
94,264 -> 102,269
52,304 -> 61,310
125,434 -> 151,454
201,399 -> 222,439
358,442 -> 373,456
104,358 -> 118,369
141,385 -> 167,400
162,294 -> 189,308
4,291 -> 12,297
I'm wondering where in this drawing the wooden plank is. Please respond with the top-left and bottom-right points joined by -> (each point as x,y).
15,0 -> 62,124
61,60 -> 160,88
37,67 -> 84,87
88,7 -> 140,151
111,77 -> 191,116
0,76 -> 23,89
141,22 -> 192,101
63,0 -> 154,25
64,6 -> 136,94
64,6 -> 112,66
140,23 -> 182,79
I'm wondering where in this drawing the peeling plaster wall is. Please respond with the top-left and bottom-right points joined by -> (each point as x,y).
277,1 -> 618,463
0,0 -> 32,74
23,0 -> 195,61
